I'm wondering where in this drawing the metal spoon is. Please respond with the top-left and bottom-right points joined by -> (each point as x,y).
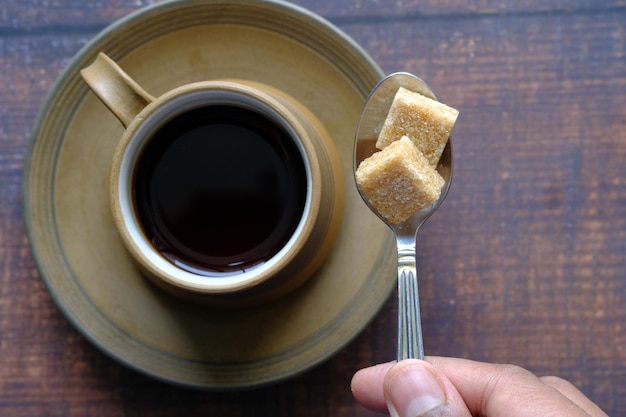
353,72 -> 453,361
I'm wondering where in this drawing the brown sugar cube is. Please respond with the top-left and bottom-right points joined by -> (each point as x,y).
376,87 -> 459,167
356,136 -> 445,224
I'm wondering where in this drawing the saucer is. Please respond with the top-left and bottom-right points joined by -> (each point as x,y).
24,0 -> 395,390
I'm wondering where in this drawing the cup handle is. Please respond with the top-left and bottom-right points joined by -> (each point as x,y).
80,52 -> 155,128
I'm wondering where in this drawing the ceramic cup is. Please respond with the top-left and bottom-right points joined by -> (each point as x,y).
80,52 -> 344,307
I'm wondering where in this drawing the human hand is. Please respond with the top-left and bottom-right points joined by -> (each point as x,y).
351,357 -> 608,417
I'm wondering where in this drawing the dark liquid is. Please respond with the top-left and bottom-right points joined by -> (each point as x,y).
133,105 -> 307,276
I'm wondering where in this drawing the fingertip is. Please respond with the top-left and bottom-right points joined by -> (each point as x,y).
351,361 -> 396,414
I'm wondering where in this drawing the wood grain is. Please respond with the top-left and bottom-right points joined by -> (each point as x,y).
2,0 -> 625,415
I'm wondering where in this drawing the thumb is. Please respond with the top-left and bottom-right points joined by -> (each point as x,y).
384,359 -> 471,417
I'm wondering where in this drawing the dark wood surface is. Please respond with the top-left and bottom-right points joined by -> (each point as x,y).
2,0 -> 625,415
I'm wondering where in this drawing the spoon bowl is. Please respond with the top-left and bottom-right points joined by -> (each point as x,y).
354,72 -> 454,360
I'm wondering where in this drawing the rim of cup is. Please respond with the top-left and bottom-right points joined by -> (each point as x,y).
110,82 -> 319,293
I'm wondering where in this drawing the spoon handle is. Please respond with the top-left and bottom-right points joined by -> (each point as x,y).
397,244 -> 425,361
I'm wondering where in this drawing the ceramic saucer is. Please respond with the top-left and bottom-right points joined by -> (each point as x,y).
24,0 -> 395,389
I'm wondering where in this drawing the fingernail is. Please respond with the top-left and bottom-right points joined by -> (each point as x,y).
386,364 -> 446,417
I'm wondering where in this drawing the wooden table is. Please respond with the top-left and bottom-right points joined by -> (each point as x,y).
2,0 -> 625,415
